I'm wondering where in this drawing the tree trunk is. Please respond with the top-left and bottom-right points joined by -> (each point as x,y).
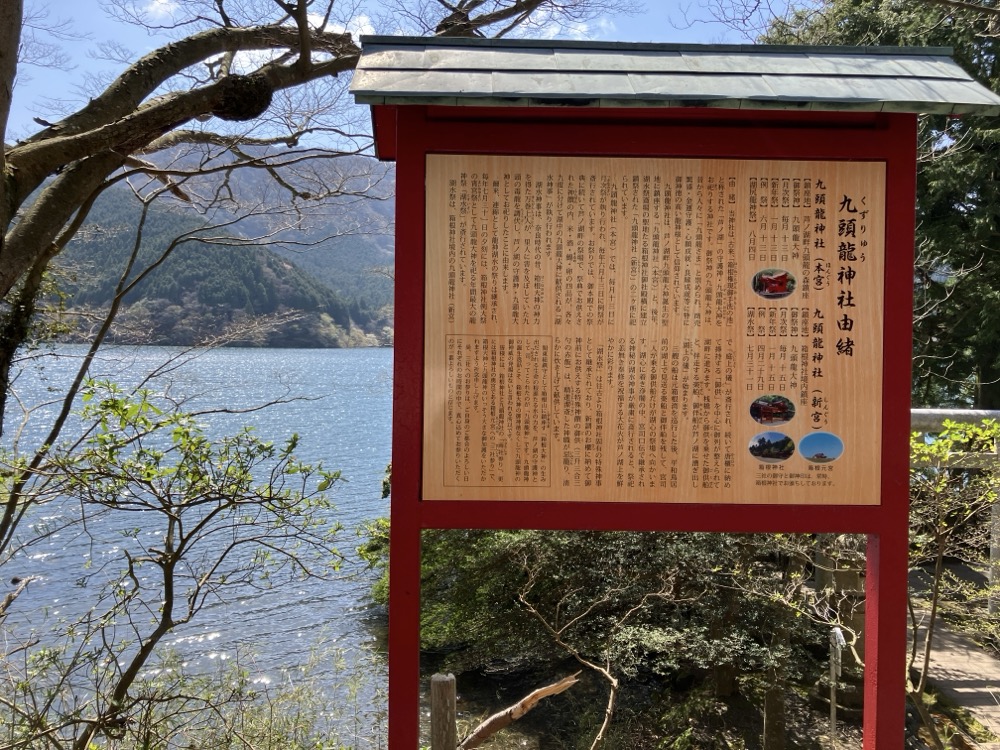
712,595 -> 741,697
0,1 -> 18,139
763,594 -> 791,750
977,375 -> 1000,410
762,673 -> 786,750
0,0 -> 22,298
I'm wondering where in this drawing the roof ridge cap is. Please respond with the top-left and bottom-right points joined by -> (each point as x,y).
358,35 -> 954,57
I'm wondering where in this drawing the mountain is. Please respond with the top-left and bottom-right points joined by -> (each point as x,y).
51,184 -> 394,348
210,154 -> 397,309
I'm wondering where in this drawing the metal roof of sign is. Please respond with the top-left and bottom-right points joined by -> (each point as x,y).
350,36 -> 1000,115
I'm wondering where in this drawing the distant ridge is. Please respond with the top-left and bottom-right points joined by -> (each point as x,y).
50,184 -> 394,348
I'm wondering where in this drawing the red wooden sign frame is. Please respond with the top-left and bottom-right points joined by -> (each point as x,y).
381,105 -> 915,749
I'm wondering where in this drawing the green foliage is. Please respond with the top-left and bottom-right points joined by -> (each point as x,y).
380,462 -> 391,500
351,425 -> 1000,746
358,516 -> 390,606
763,0 -> 1000,407
655,684 -> 732,750
64,380 -> 345,574
363,529 -> 830,747
903,418 -> 1000,747
4,642 -> 385,750
0,380 -> 356,749
910,419 -> 1000,568
357,465 -> 392,606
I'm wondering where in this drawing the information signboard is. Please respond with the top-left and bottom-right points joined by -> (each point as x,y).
423,154 -> 885,504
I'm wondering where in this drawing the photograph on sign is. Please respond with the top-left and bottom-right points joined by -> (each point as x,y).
423,155 -> 885,504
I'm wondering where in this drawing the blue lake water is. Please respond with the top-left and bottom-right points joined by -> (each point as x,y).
3,345 -> 392,685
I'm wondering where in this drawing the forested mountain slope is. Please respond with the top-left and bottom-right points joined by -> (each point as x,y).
51,186 -> 394,347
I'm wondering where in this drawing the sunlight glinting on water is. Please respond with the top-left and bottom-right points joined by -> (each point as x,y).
3,345 -> 393,684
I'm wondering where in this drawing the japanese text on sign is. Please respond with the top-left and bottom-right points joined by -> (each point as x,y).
423,155 -> 885,504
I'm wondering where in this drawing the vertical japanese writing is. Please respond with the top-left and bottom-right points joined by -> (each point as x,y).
426,155 -> 883,504
836,191 -> 867,360
445,335 -> 550,487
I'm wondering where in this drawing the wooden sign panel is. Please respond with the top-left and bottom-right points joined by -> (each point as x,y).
423,155 -> 885,504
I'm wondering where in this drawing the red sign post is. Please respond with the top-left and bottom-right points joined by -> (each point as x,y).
352,38 -> 1000,748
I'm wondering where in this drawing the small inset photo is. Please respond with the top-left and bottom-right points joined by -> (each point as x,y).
751,268 -> 797,299
749,432 -> 795,463
799,432 -> 845,464
749,395 -> 796,425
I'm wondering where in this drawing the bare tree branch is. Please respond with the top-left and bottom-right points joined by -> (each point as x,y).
458,672 -> 580,750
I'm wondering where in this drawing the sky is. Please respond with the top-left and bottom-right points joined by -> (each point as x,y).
799,432 -> 845,460
6,0 -> 754,139
605,3 -> 749,44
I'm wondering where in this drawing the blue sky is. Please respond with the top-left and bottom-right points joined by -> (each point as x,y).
7,1 -> 753,139
603,3 -> 749,44
799,432 -> 845,460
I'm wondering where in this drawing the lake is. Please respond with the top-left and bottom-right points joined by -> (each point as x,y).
2,345 -> 393,717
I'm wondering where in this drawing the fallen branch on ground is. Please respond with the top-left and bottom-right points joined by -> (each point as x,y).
458,672 -> 581,750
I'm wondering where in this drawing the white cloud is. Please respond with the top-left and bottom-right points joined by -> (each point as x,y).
515,10 -> 618,41
327,14 -> 376,39
143,0 -> 179,20
556,15 -> 619,41
592,17 -> 618,39
563,20 -> 593,40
